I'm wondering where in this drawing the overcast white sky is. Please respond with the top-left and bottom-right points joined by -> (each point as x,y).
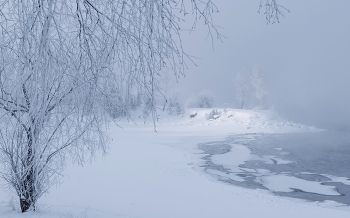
175,0 -> 350,128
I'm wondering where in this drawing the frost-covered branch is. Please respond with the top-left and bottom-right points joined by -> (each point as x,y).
258,0 -> 290,24
0,0 -> 220,213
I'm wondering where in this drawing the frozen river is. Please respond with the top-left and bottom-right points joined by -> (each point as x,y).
199,130 -> 350,206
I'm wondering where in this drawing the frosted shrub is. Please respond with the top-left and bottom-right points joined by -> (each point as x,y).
222,103 -> 232,113
104,95 -> 124,118
103,89 -> 143,119
166,93 -> 185,116
206,109 -> 221,120
187,90 -> 215,108
143,98 -> 154,119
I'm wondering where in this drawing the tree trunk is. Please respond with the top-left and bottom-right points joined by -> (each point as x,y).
20,168 -> 35,212
20,197 -> 32,213
20,134 -> 36,213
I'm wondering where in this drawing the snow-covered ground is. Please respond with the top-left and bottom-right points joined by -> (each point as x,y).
1,108 -> 349,218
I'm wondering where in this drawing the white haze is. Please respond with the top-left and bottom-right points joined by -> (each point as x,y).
176,0 -> 350,129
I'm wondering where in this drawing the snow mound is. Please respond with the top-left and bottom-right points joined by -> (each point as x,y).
145,108 -> 321,133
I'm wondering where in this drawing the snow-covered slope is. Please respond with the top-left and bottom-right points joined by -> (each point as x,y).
1,109 -> 348,218
158,108 -> 316,131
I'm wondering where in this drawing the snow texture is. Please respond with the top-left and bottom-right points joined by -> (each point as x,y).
1,108 -> 349,218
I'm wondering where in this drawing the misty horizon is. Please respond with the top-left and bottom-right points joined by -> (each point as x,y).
172,0 -> 350,129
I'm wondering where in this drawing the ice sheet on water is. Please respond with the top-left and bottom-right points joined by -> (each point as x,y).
211,144 -> 252,169
206,169 -> 245,182
275,148 -> 283,151
301,172 -> 350,186
262,155 -> 295,164
256,174 -> 341,196
210,144 -> 294,170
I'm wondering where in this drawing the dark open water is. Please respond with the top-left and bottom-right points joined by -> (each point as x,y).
199,130 -> 350,206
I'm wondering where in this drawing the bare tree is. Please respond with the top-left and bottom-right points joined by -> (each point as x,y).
251,66 -> 268,109
234,70 -> 250,109
0,0 -> 221,212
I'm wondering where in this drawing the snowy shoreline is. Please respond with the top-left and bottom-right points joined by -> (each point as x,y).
1,108 -> 349,218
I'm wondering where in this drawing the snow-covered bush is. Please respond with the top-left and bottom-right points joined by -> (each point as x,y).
186,90 -> 215,108
206,109 -> 221,120
103,89 -> 142,119
222,103 -> 232,113
165,93 -> 185,116
103,94 -> 124,118
143,97 -> 154,119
